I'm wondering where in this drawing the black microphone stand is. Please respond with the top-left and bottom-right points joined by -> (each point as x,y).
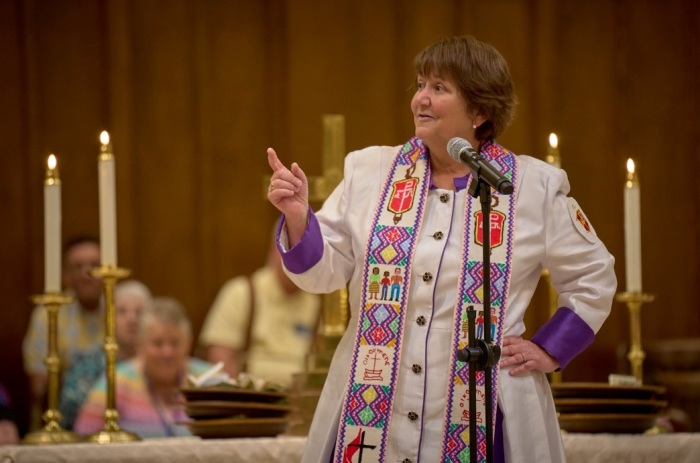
457,170 -> 510,463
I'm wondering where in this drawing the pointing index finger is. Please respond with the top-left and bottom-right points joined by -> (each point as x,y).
267,147 -> 285,171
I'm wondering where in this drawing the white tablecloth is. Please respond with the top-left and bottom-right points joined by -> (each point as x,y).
2,433 -> 700,462
561,432 -> 700,463
0,436 -> 306,463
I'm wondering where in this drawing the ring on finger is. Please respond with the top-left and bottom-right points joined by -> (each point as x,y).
521,353 -> 527,363
269,180 -> 275,191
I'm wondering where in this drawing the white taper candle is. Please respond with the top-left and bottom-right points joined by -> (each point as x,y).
99,131 -> 117,266
624,158 -> 642,292
44,154 -> 61,293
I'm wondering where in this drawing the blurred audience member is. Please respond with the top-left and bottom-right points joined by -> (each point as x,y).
74,297 -> 211,438
199,232 -> 321,388
59,280 -> 153,429
0,383 -> 19,445
23,236 -> 104,426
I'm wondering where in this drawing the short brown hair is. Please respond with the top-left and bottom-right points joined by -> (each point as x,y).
413,36 -> 517,142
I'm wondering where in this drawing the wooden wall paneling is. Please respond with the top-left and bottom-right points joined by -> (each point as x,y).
341,1 -> 406,149
458,1 -> 533,154
264,0 -> 291,156
106,0 -> 138,272
285,0 -> 355,169
190,0 -> 273,333
19,0 -> 44,298
128,0 -> 201,323
190,0 -> 217,329
688,1 -> 700,328
550,2 -> 622,381
530,0 -> 560,149
0,0 -> 32,434
626,2 -> 698,339
284,0 -> 459,166
30,0 -> 104,243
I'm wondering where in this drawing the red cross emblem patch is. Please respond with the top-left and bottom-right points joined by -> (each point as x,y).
387,177 -> 418,215
474,210 -> 506,248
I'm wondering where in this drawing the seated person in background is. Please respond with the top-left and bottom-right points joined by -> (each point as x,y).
199,228 -> 321,388
0,382 -> 19,445
22,236 -> 104,426
59,280 -> 153,429
74,297 -> 211,438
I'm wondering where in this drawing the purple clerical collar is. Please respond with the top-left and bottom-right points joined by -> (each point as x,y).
429,174 -> 469,191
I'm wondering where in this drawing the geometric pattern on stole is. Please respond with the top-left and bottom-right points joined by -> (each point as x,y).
334,137 -> 430,463
441,142 -> 519,463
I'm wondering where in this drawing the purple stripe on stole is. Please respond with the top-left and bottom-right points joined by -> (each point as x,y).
531,307 -> 595,370
277,209 -> 324,274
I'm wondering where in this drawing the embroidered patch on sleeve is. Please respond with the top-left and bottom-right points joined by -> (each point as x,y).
567,198 -> 597,243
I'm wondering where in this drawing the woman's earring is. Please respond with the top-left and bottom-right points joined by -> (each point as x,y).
472,124 -> 477,129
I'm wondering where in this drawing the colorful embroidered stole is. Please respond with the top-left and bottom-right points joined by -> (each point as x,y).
335,138 -> 518,463
441,142 -> 518,462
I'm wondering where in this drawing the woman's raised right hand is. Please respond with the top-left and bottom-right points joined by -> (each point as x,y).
266,148 -> 309,245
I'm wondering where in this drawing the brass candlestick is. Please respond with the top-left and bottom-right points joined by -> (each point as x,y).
615,291 -> 655,382
23,293 -> 82,445
85,265 -> 140,443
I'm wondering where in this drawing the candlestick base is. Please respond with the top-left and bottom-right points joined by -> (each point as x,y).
615,291 -> 656,383
22,407 -> 82,445
84,427 -> 141,444
22,426 -> 82,445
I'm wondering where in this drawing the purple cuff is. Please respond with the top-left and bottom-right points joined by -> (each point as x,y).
276,209 -> 324,274
531,307 -> 595,370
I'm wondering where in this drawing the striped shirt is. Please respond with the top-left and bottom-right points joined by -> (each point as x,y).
74,357 -> 212,438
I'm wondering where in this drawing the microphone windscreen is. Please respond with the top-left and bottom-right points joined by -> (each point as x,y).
447,137 -> 471,162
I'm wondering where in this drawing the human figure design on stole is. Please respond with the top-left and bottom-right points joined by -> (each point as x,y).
476,311 -> 485,339
380,271 -> 390,300
388,268 -> 403,301
368,267 -> 381,299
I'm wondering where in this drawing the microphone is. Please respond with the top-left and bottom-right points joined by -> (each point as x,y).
447,137 -> 514,195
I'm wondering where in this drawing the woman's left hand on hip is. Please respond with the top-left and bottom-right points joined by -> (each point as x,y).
499,336 -> 560,376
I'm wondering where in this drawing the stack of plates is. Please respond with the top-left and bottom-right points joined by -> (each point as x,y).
551,382 -> 667,433
181,386 -> 292,438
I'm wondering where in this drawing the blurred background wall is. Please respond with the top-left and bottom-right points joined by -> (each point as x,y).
1,0 -> 698,433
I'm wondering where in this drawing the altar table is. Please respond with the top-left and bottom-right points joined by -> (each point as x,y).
2,433 -> 700,462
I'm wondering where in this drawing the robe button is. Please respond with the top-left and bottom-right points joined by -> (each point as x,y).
440,193 -> 449,203
422,272 -> 433,282
412,364 -> 422,374
416,316 -> 426,326
403,459 -> 413,463
408,411 -> 419,421
433,231 -> 443,240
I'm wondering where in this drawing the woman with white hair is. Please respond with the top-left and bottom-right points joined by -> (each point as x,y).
60,279 -> 153,429
74,296 -> 211,438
